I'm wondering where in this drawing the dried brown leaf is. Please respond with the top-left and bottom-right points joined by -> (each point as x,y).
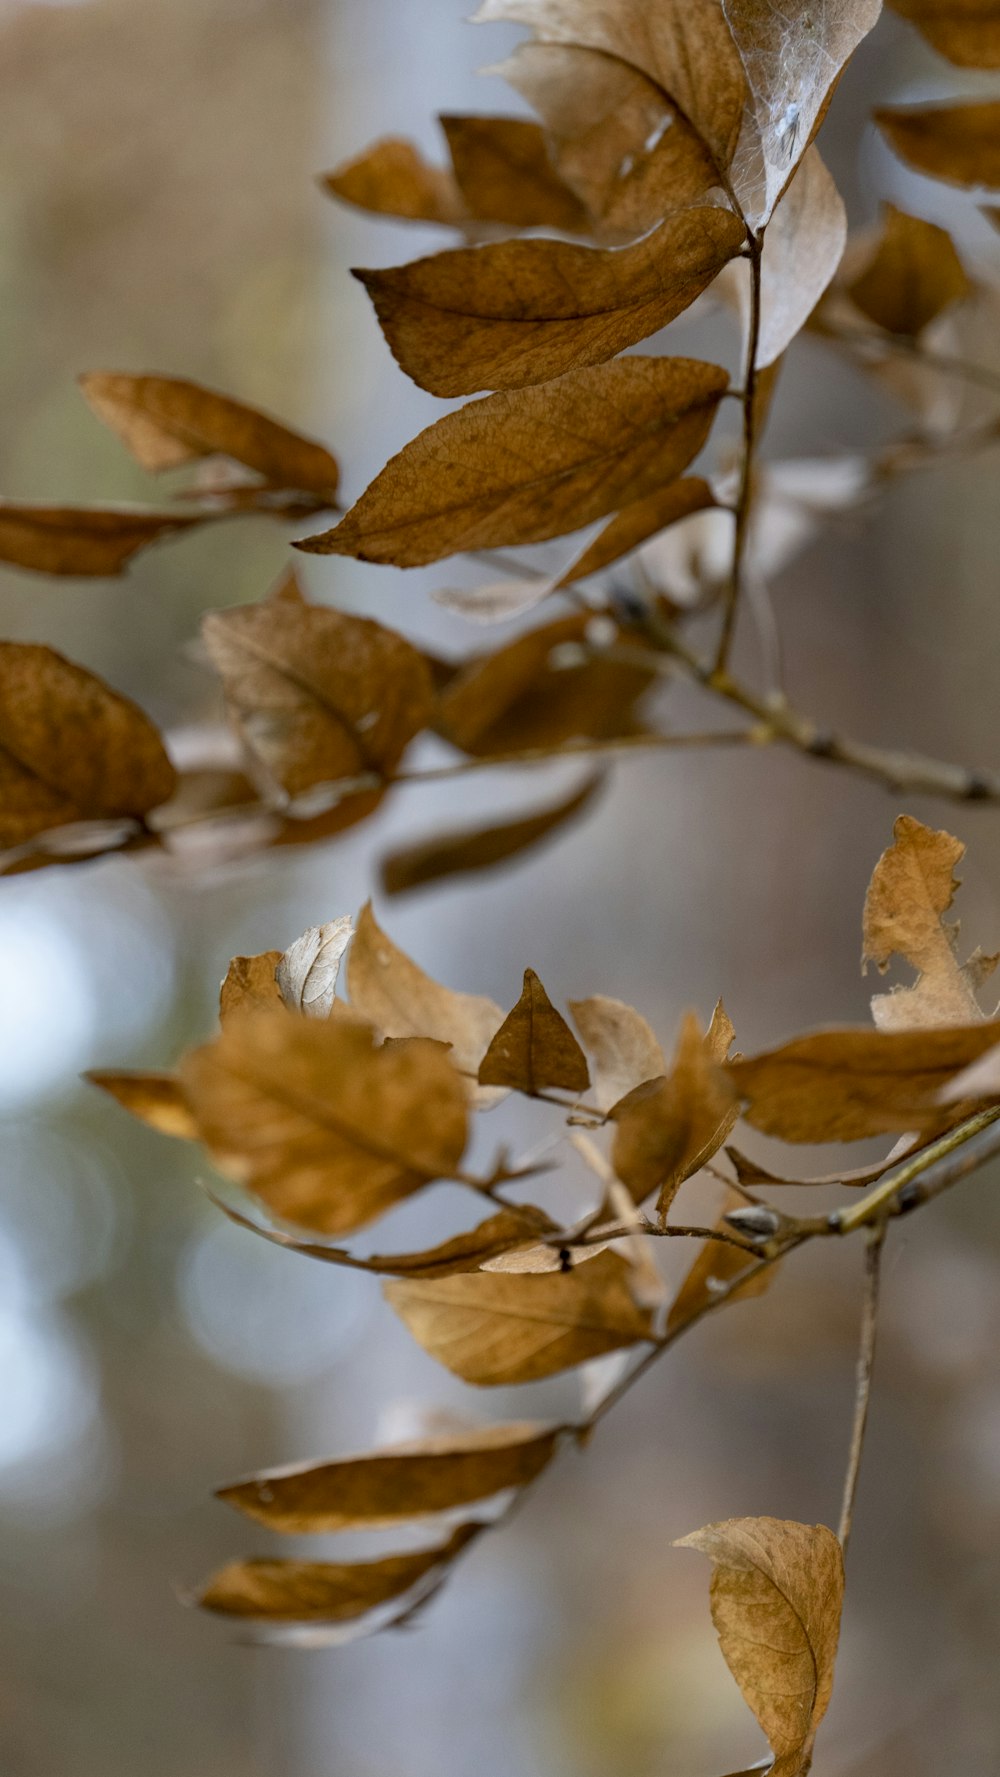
86,1071 -> 198,1140
569,994 -> 668,1113
0,643 -> 176,849
0,500 -> 206,578
611,1011 -> 738,1211
752,149 -> 846,368
441,114 -> 591,232
876,101 -> 1000,189
320,137 -> 466,225
862,814 -> 996,1030
848,205 -> 970,336
676,1517 -> 844,1777
219,951 -> 283,1025
385,1248 -> 654,1384
667,1189 -> 774,1333
300,356 -> 728,567
197,1522 -> 478,1624
210,1200 -> 559,1278
217,1421 -> 561,1533
381,775 -> 602,897
478,967 -> 591,1095
887,0 -> 1000,66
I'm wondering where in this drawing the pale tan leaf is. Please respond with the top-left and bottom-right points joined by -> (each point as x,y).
179,1011 -> 468,1236
848,205 -> 970,336
79,373 -> 340,494
862,814 -> 996,1030
706,999 -> 737,1063
0,500 -> 206,578
356,207 -> 743,395
876,101 -> 1000,189
676,1517 -> 844,1777
276,916 -> 354,1018
569,994 -> 668,1113
887,0 -> 1000,67
217,1421 -> 561,1532
197,1522 -> 479,1624
0,643 -> 176,849
385,1248 -> 654,1384
86,1071 -> 198,1140
299,356 -> 728,568
611,1011 -> 738,1212
479,967 -> 590,1095
381,775 -> 602,897
752,149 -> 846,368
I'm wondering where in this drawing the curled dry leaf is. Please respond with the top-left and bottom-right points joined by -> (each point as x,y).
201,598 -> 433,800
219,951 -> 283,1024
217,1420 -> 561,1532
676,1517 -> 844,1777
197,1521 -> 479,1626
847,205 -> 970,337
611,1011 -> 738,1212
381,774 -> 602,897
751,149 -> 846,369
356,207 -> 744,396
209,1199 -> 559,1279
666,1189 -> 775,1334
179,1010 -> 468,1236
347,901 -> 504,1102
478,967 -> 591,1096
385,1248 -> 654,1385
276,916 -> 354,1018
862,813 -> 997,1030
300,356 -> 728,567
876,101 -> 1000,188
570,994 -> 668,1113
440,114 -> 591,233
78,372 -> 340,496
0,642 -> 176,850
887,0 -> 1000,66
0,500 -> 207,578
727,1020 -> 1000,1142
86,1071 -> 198,1140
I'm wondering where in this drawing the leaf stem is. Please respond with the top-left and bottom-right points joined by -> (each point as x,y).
837,1223 -> 885,1558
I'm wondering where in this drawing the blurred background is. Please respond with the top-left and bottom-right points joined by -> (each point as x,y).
2,1 -> 1000,1772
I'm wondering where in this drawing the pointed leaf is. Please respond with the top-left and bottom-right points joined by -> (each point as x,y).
848,204 -> 970,336
0,500 -> 206,578
441,114 -> 591,232
197,1522 -> 479,1624
752,149 -> 846,368
611,1011 -> 738,1211
320,137 -> 466,224
86,1071 -> 198,1139
479,967 -> 590,1095
862,814 -> 996,1030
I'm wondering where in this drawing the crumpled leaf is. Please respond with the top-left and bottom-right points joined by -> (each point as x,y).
382,774 -> 602,898
300,356 -> 728,567
862,814 -> 997,1030
676,1517 -> 844,1777
385,1248 -> 654,1385
356,207 -> 744,396
201,596 -> 433,800
611,1011 -> 738,1212
751,149 -> 846,368
78,372 -> 340,496
569,994 -> 668,1113
347,902 -> 504,1103
847,204 -> 970,336
0,643 -> 176,849
197,1521 -> 479,1628
85,1071 -> 198,1139
276,916 -> 354,1018
478,967 -> 591,1095
667,1189 -> 775,1333
0,500 -> 207,578
887,0 -> 1000,67
179,1010 -> 468,1236
217,1420 -> 561,1532
726,0 -> 882,225
727,1020 -> 1000,1142
876,101 -> 1000,189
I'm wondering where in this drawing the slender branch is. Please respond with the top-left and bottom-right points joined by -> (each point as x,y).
819,320 -> 1000,405
838,1223 -> 886,1557
832,1105 -> 1000,1235
714,230 -> 763,674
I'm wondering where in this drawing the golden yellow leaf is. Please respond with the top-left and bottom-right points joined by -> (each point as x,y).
569,994 -> 668,1113
676,1517 -> 844,1777
0,643 -> 176,849
848,205 -> 970,336
385,1248 -> 654,1384
887,0 -> 1000,67
300,356 -> 728,567
217,1420 -> 561,1532
611,1011 -> 738,1212
479,967 -> 591,1095
179,1010 -> 468,1236
0,500 -> 205,578
862,814 -> 996,1030
876,101 -> 1000,188
86,1071 -> 198,1140
197,1522 -> 479,1624
356,207 -> 743,396
79,372 -> 340,495
382,775 -> 602,897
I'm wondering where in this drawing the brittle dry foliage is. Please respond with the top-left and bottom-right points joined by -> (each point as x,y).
9,0 -> 1000,1768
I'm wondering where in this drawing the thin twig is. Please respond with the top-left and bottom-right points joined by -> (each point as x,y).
838,1223 -> 886,1557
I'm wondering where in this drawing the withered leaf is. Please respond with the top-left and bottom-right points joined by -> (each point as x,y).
86,1071 -> 198,1140
356,207 -> 744,396
848,205 -> 970,336
201,598 -> 433,799
569,994 -> 668,1113
276,916 -> 354,1018
559,479 -> 717,585
381,775 -> 602,897
440,114 -> 591,232
611,1012 -> 738,1212
0,643 -> 176,849
179,1011 -> 468,1235
676,1517 -> 844,1777
300,357 -> 728,567
219,951 -> 283,1024
478,967 -> 591,1095
887,0 -> 1000,66
79,373 -> 340,495
320,137 -> 466,225
211,1199 -> 559,1278
727,1021 -> 1000,1142
197,1521 -> 479,1624
876,101 -> 1000,189
753,149 -> 846,369
385,1248 -> 654,1385
477,0 -> 748,175
862,814 -> 996,1030
726,0 -> 881,224
347,902 -> 504,1102
0,500 -> 205,578
217,1420 -> 561,1532
666,1190 -> 774,1334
